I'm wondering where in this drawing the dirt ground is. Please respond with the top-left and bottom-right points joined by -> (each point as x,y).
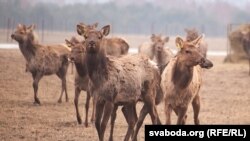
0,49 -> 250,141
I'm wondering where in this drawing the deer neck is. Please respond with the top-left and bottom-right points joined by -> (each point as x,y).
86,50 -> 108,88
74,60 -> 88,78
152,44 -> 156,56
155,50 -> 168,73
18,38 -> 36,62
172,58 -> 194,90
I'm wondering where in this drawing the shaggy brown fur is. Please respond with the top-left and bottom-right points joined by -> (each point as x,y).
138,34 -> 169,60
65,37 -> 96,127
77,25 -> 162,141
185,28 -> 208,58
161,35 -> 213,125
67,23 -> 129,128
102,37 -> 129,56
11,24 -> 70,104
241,31 -> 250,75
77,23 -> 129,57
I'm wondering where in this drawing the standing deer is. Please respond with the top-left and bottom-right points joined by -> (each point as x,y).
67,22 -> 130,126
77,24 -> 161,141
161,35 -> 213,125
138,34 -> 170,60
241,31 -> 250,75
11,24 -> 70,104
65,37 -> 96,127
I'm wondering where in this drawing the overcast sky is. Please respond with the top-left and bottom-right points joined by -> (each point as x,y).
59,0 -> 250,7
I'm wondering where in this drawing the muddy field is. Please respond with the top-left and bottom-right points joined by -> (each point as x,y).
0,48 -> 250,141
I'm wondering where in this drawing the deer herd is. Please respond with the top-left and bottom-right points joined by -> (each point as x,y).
11,23 -> 213,141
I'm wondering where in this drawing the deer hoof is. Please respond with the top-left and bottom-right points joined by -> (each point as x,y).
85,122 -> 88,127
58,99 -> 62,103
34,98 -> 41,105
77,117 -> 82,125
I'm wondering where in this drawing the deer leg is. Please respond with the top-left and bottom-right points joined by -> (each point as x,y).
56,66 -> 68,102
173,107 -> 178,116
132,104 -> 148,141
177,107 -> 188,125
109,105 -> 118,141
145,81 -> 159,124
192,95 -> 200,125
165,104 -> 172,125
91,93 -> 97,123
32,72 -> 42,105
74,87 -> 82,124
95,99 -> 105,141
57,76 -> 68,103
84,90 -> 91,127
122,104 -> 137,141
99,101 -> 114,141
248,58 -> 250,76
145,95 -> 158,125
63,76 -> 69,102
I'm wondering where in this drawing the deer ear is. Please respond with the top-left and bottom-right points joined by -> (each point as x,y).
27,24 -> 36,30
164,36 -> 169,42
101,25 -> 110,36
77,24 -> 85,35
17,24 -> 23,29
175,36 -> 184,49
65,39 -> 73,48
151,34 -> 156,42
192,34 -> 204,46
93,22 -> 98,28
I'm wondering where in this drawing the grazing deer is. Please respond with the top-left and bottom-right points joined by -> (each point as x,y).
161,35 -> 213,125
77,24 -> 161,141
11,24 -> 70,104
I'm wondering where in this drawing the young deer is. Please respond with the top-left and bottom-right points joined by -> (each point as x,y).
65,37 -> 96,127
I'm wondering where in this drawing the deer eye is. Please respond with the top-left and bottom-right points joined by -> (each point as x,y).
185,50 -> 192,54
98,33 -> 102,39
19,31 -> 25,34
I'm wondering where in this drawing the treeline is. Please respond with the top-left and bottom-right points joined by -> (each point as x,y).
0,0 -> 249,36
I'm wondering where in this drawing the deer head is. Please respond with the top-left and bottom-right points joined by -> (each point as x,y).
176,34 -> 213,69
185,28 -> 199,42
11,24 -> 36,44
65,37 -> 85,62
76,22 -> 99,36
151,34 -> 169,52
77,24 -> 110,54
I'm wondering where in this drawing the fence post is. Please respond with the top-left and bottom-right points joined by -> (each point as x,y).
226,23 -> 233,61
151,22 -> 154,34
42,19 -> 44,43
6,18 -> 11,42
